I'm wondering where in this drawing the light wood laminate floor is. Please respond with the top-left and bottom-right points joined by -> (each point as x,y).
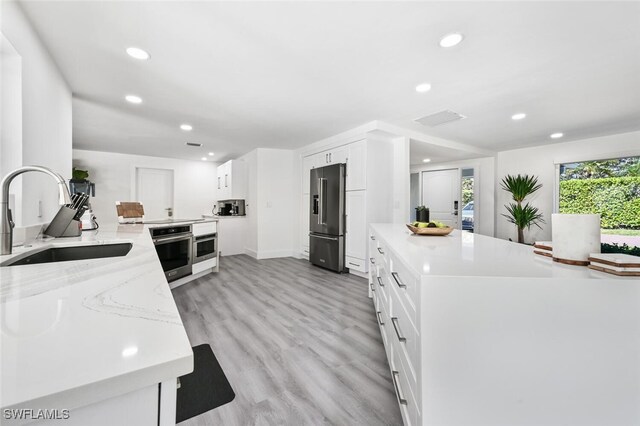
173,255 -> 402,425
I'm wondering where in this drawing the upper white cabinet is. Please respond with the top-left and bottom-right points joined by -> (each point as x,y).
217,159 -> 245,200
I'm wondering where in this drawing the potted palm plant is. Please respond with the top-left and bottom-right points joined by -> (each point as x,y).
501,174 -> 544,244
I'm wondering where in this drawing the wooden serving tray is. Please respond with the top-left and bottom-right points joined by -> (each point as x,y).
588,264 -> 640,277
406,224 -> 454,236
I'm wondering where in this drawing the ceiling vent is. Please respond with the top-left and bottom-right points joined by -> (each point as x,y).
415,110 -> 466,127
185,142 -> 202,147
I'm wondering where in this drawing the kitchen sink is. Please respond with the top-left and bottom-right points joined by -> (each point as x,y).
0,243 -> 133,267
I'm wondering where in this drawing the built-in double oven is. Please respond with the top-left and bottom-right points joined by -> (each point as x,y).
151,224 -> 193,282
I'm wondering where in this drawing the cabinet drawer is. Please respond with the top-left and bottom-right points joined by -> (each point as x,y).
376,293 -> 391,363
193,221 -> 217,237
390,342 -> 419,426
389,282 -> 419,390
388,252 -> 417,322
345,256 -> 366,272
374,264 -> 390,311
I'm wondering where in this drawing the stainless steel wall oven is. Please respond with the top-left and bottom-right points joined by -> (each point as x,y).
151,224 -> 192,282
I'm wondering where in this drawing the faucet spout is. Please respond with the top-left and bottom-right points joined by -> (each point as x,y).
1,166 -> 72,255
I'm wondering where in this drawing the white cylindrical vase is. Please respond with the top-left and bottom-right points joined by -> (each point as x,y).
551,213 -> 601,266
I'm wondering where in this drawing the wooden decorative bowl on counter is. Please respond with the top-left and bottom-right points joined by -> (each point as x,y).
406,224 -> 454,236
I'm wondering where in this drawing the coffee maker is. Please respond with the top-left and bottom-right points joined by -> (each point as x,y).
216,199 -> 246,216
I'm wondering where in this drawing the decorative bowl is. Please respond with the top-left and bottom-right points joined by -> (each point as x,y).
406,224 -> 454,236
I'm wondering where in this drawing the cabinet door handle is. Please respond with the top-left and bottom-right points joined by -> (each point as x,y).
348,261 -> 360,267
225,174 -> 228,187
370,235 -> 375,240
377,247 -> 384,254
329,153 -> 332,162
376,276 -> 385,287
369,257 -> 375,264
391,271 -> 406,289
391,317 -> 406,342
217,177 -> 221,189
392,371 -> 408,405
325,153 -> 328,163
370,282 -> 375,292
376,311 -> 385,325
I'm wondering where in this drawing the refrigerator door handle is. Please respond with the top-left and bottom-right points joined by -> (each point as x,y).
319,178 -> 327,225
309,234 -> 338,241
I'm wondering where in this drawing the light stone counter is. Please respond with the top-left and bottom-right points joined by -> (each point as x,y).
0,220 -> 214,415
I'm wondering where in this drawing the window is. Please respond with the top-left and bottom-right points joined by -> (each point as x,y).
558,156 -> 640,253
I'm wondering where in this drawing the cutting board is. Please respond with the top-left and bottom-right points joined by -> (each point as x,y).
116,201 -> 145,223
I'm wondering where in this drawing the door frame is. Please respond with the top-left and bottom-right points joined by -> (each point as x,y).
132,166 -> 175,218
418,167 -> 479,231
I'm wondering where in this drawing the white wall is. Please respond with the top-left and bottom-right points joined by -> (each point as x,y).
256,148 -> 295,258
1,1 -> 72,227
495,130 -> 640,242
73,149 -> 218,224
411,156 -> 496,237
240,150 -> 258,256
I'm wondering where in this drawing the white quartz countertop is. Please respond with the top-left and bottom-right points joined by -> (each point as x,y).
0,221 -> 206,410
370,223 -> 636,279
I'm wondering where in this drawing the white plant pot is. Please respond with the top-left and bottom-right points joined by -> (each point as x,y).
551,213 -> 601,265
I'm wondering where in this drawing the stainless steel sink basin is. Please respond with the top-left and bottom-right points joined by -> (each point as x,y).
0,243 -> 133,267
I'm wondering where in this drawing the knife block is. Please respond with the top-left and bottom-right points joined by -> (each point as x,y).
44,206 -> 82,237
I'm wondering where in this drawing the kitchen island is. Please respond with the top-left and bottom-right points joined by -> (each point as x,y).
369,223 -> 640,426
0,220 -> 214,425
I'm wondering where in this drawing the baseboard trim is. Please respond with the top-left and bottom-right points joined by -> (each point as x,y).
256,249 -> 294,260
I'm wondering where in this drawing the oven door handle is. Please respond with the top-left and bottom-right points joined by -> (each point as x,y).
154,234 -> 192,244
194,235 -> 217,243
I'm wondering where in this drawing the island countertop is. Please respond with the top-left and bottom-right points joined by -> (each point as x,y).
0,219 -> 214,411
370,223 -> 635,280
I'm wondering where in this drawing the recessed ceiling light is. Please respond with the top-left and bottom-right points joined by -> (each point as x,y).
439,33 -> 464,48
423,158 -> 431,163
126,47 -> 150,60
180,124 -> 193,131
511,113 -> 526,120
201,157 -> 207,161
125,95 -> 142,104
208,152 -> 214,156
415,83 -> 432,93
550,132 -> 564,139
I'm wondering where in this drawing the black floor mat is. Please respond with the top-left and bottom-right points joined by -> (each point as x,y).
176,344 -> 235,423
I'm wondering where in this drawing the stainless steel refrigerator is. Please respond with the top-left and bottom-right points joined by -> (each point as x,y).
309,163 -> 346,272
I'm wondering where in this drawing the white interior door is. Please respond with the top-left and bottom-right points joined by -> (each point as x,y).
136,167 -> 174,220
421,169 -> 460,228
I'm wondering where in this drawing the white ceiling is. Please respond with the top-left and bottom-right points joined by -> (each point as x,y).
18,1 -> 640,163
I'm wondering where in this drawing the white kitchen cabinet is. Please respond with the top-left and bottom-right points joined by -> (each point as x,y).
299,134 -> 394,267
301,193 -> 310,255
346,139 -> 366,191
302,156 -> 315,195
217,216 -> 247,256
346,190 -> 367,262
216,160 -> 245,200
34,382 -> 173,426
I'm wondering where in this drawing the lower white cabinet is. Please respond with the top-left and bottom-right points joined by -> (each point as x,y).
301,193 -> 310,255
32,381 -> 175,426
345,190 -> 366,268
